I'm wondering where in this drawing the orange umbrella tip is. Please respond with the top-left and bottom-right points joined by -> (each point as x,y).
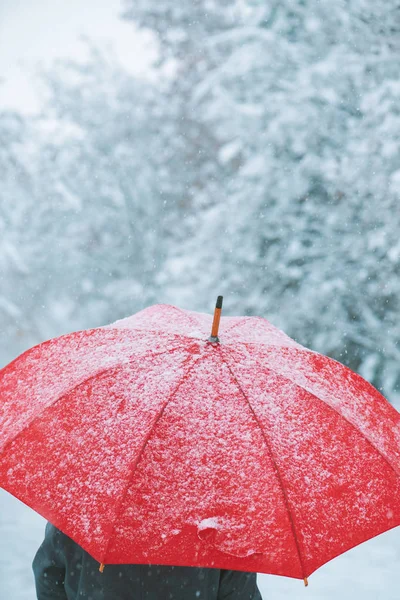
99,563 -> 105,573
209,295 -> 223,342
304,577 -> 308,587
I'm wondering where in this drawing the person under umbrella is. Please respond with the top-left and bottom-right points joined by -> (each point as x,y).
33,522 -> 262,599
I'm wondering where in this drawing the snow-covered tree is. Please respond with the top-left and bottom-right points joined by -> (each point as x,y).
0,53 -> 172,362
34,55 -> 165,325
1,0 -> 399,402
0,111 -> 44,364
123,0 -> 400,401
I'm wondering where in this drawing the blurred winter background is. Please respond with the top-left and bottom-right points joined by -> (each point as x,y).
1,0 -> 400,598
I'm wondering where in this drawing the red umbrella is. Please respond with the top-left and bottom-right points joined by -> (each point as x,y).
1,298 -> 400,585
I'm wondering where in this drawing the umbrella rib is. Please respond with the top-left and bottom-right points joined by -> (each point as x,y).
100,350 -> 205,565
218,349 -> 308,581
0,345 -> 187,458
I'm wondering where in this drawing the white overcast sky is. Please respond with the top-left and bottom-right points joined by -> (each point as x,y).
0,0 -> 155,113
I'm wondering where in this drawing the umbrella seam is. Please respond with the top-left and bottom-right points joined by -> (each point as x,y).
232,346 -> 400,478
100,350 -> 206,564
253,365 -> 400,479
218,349 -> 308,581
235,341 -> 304,349
105,327 -> 209,343
223,315 -> 286,335
0,345 -> 187,458
108,305 -> 201,334
156,304 -> 201,329
0,330 -> 195,381
223,317 -> 248,334
101,327 -> 201,341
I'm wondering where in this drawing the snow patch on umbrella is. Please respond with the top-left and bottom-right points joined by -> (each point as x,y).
197,516 -> 223,531
196,517 -> 262,558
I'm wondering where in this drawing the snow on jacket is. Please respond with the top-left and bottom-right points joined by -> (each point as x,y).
33,523 -> 263,600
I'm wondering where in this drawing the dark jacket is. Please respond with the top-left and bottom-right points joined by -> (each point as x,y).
33,523 -> 262,600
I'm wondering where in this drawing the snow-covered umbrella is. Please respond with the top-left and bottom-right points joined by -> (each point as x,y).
1,297 -> 399,585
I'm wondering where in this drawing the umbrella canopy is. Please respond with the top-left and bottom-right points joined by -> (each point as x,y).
1,302 -> 400,583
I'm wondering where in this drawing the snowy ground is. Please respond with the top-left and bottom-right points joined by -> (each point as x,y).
1,489 -> 399,600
